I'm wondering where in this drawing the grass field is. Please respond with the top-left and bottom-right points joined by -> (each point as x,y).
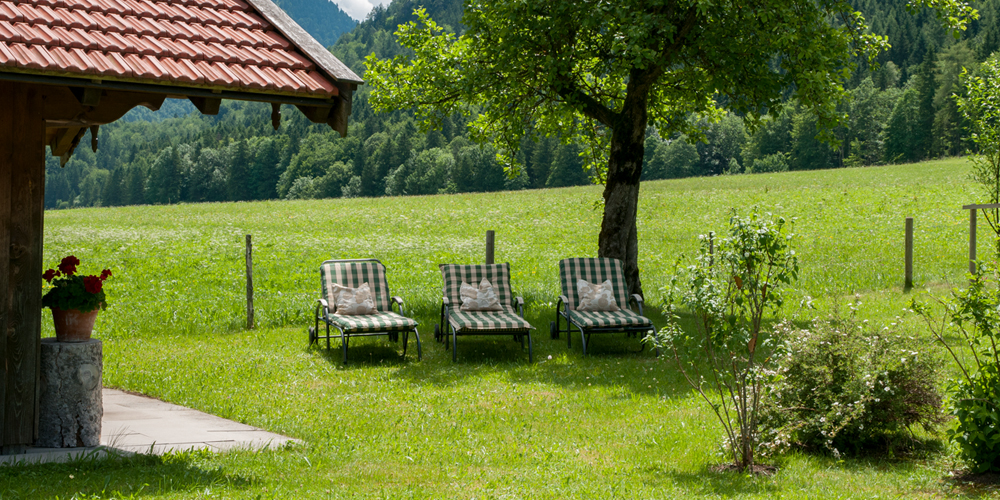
2,158 -> 994,498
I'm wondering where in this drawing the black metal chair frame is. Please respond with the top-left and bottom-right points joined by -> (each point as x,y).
434,296 -> 533,363
308,258 -> 421,364
551,294 -> 657,356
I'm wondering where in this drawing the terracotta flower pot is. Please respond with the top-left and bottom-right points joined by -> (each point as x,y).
50,307 -> 99,342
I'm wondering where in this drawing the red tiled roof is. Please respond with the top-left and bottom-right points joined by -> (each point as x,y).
0,0 -> 359,99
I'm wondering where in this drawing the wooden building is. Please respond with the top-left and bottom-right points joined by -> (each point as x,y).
0,0 -> 361,452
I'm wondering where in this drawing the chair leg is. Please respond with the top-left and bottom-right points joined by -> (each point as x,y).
414,329 -> 422,361
526,331 -> 533,363
341,331 -> 349,364
581,330 -> 588,356
402,331 -> 409,358
451,328 -> 458,362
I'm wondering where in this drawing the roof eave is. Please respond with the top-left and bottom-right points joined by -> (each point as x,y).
244,0 -> 364,86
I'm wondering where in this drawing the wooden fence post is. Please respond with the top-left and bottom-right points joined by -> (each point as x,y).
905,217 -> 913,289
246,234 -> 254,330
485,230 -> 495,265
970,208 -> 977,275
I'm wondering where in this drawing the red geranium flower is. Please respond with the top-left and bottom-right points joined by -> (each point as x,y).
42,269 -> 58,283
83,275 -> 103,294
58,255 -> 80,276
100,269 -> 112,281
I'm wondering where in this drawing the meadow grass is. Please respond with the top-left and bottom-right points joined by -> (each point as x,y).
3,158 -> 995,498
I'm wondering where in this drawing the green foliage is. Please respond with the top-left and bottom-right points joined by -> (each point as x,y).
747,153 -> 790,174
957,55 -> 1000,257
644,135 -> 700,180
41,256 -> 110,312
761,314 -> 943,457
914,264 -> 1000,473
655,209 -> 798,471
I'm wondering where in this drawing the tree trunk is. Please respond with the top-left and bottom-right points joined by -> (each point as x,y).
598,73 -> 651,297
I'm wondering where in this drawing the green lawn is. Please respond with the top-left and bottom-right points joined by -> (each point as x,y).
3,158 -> 994,498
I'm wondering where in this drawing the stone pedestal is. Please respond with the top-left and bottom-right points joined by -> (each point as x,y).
36,338 -> 102,448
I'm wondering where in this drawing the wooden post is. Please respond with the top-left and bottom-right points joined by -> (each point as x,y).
246,234 -> 254,330
485,230 -> 495,265
2,82 -> 44,451
905,217 -> 913,288
970,208 -> 977,275
0,80 -> 12,450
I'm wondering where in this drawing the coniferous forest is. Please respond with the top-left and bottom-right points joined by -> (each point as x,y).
42,0 -> 1000,210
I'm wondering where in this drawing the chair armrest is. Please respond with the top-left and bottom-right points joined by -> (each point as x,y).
559,295 -> 570,307
316,298 -> 331,321
630,294 -> 644,316
442,296 -> 450,305
515,296 -> 525,317
391,296 -> 406,316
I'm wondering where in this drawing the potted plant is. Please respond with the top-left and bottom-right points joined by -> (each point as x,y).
42,256 -> 111,342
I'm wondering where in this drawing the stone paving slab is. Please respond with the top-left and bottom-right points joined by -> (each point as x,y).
0,388 -> 300,465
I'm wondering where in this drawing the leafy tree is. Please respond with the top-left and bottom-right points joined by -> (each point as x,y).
932,41 -> 976,156
883,83 -> 923,163
957,55 -> 1000,257
101,167 -> 125,207
366,0 -> 908,294
227,139 -> 252,201
790,111 -> 837,170
646,137 -> 699,180
124,165 -> 146,206
546,143 -> 589,188
694,113 -> 747,176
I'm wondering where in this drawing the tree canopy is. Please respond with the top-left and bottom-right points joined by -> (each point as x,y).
367,0 -> 971,294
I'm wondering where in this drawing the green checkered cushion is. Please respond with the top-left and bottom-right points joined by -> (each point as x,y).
448,309 -> 534,332
558,258 -> 630,311
567,309 -> 652,329
440,263 -> 514,308
321,259 -> 390,312
329,311 -> 418,333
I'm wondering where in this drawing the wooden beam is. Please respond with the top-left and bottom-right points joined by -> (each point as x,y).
327,84 -> 353,138
69,87 -> 102,107
4,82 -> 43,448
48,127 -> 85,165
295,104 -> 332,124
42,87 -> 166,128
188,96 -> 221,115
0,80 -> 11,449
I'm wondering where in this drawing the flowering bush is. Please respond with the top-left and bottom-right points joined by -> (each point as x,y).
759,313 -> 943,458
41,256 -> 112,312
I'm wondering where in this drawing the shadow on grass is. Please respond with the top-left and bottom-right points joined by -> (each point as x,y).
0,449 -> 253,498
309,337 -> 415,367
660,463 -> 782,497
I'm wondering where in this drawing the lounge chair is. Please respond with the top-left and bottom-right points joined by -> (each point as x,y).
309,258 -> 421,363
550,257 -> 656,355
435,263 -> 534,362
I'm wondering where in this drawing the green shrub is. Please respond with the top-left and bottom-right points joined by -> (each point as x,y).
914,265 -> 1000,472
747,152 -> 789,174
655,209 -> 797,472
760,315 -> 943,458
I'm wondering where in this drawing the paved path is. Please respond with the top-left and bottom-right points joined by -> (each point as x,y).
0,389 -> 299,465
